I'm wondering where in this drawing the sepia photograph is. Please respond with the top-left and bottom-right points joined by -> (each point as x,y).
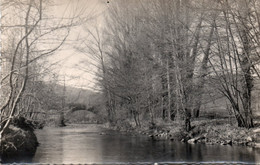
1,0 -> 260,164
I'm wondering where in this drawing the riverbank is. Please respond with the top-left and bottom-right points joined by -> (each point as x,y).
0,117 -> 39,162
104,118 -> 260,148
32,122 -> 260,163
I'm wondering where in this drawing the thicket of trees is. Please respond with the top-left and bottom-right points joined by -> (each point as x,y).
0,0 -> 88,135
1,0 -> 260,135
84,0 -> 260,130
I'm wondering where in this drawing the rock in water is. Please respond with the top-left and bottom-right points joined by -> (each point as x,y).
187,138 -> 196,144
246,136 -> 253,142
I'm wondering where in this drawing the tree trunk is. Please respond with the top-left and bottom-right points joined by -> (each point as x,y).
166,58 -> 172,122
58,111 -> 66,127
238,0 -> 254,128
106,90 -> 115,123
185,108 -> 191,132
193,25 -> 214,118
241,54 -> 254,128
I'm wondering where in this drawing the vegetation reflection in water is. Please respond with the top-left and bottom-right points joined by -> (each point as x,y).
31,124 -> 260,164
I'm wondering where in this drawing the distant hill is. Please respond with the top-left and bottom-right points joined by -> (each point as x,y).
49,83 -> 103,107
65,86 -> 95,105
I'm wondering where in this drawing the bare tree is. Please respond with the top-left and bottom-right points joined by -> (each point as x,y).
0,0 -> 87,135
208,0 -> 260,128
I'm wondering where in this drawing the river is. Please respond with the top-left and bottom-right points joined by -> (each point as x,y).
13,124 -> 260,164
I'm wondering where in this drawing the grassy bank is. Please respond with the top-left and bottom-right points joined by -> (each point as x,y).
106,117 -> 260,148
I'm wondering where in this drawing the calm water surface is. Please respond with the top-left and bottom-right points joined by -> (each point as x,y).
29,124 -> 260,164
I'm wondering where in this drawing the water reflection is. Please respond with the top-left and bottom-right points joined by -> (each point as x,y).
30,124 -> 260,164
32,127 -> 64,163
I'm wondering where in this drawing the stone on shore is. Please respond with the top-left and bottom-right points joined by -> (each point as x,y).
0,125 -> 38,158
0,117 -> 39,162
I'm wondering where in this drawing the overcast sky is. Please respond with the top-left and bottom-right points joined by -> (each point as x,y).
46,0 -> 108,91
